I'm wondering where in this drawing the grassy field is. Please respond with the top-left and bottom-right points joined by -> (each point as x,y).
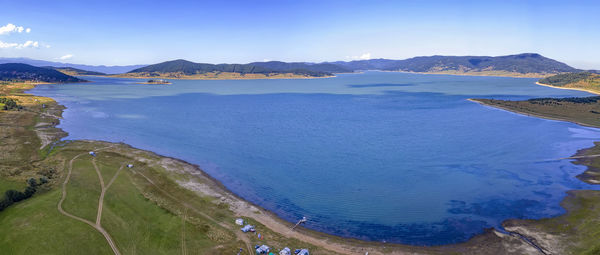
0,178 -> 26,196
0,187 -> 114,254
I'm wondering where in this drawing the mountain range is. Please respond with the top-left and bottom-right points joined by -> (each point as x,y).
0,58 -> 144,74
0,63 -> 85,83
329,53 -> 580,75
1,53 -> 594,79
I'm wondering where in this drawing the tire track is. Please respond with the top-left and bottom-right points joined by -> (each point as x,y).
58,147 -> 121,255
133,170 -> 253,255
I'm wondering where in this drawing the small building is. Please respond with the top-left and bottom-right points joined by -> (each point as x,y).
89,151 -> 96,157
127,164 -> 134,168
255,245 -> 270,254
279,247 -> 291,255
241,225 -> 255,233
235,218 -> 244,226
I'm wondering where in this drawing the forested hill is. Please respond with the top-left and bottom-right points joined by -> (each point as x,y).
0,63 -> 86,83
127,59 -> 332,77
43,66 -> 106,76
328,53 -> 580,76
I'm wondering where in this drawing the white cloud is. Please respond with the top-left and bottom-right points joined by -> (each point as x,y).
0,23 -> 31,35
0,40 -> 40,49
346,52 -> 372,60
0,41 -> 18,48
20,40 -> 39,48
57,54 -> 74,60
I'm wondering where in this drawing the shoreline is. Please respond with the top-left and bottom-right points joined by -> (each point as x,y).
109,73 -> 336,80
535,81 -> 600,95
466,98 -> 600,129
19,79 -> 598,253
399,70 -> 552,79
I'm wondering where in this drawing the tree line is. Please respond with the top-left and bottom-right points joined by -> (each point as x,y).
0,177 -> 48,212
0,97 -> 22,110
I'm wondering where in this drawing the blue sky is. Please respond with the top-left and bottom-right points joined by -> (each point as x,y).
1,0 -> 599,68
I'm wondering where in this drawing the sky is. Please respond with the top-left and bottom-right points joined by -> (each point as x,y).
0,0 -> 599,69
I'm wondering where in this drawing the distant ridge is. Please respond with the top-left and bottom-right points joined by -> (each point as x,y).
328,53 -> 580,76
0,58 -> 144,74
43,66 -> 106,76
248,61 -> 352,73
0,63 -> 86,83
2,53 -> 590,78
126,59 -> 333,78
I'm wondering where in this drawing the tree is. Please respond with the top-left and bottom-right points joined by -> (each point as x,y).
27,178 -> 38,187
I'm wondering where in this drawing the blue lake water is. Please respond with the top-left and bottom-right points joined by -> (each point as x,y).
29,71 -> 600,245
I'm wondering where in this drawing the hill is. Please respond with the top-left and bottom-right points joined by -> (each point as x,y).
0,63 -> 86,83
43,66 -> 106,76
0,58 -> 145,74
249,61 -> 351,73
537,72 -> 600,94
123,59 -> 332,79
329,53 -> 580,77
539,72 -> 600,86
327,59 -> 401,71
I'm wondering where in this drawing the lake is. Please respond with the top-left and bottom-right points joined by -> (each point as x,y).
29,71 -> 600,245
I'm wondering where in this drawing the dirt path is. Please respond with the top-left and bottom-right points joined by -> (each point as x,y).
94,160 -> 124,226
57,148 -> 121,255
133,170 -> 254,255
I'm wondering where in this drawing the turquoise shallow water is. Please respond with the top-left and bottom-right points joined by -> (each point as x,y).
30,71 -> 600,245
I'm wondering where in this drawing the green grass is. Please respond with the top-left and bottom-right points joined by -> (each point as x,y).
62,157 -> 102,222
0,189 -> 113,254
0,178 -> 26,195
94,153 -> 122,184
0,146 -> 241,254
102,167 -> 216,254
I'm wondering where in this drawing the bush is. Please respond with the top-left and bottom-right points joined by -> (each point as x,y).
0,97 -> 22,110
0,178 -> 39,212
